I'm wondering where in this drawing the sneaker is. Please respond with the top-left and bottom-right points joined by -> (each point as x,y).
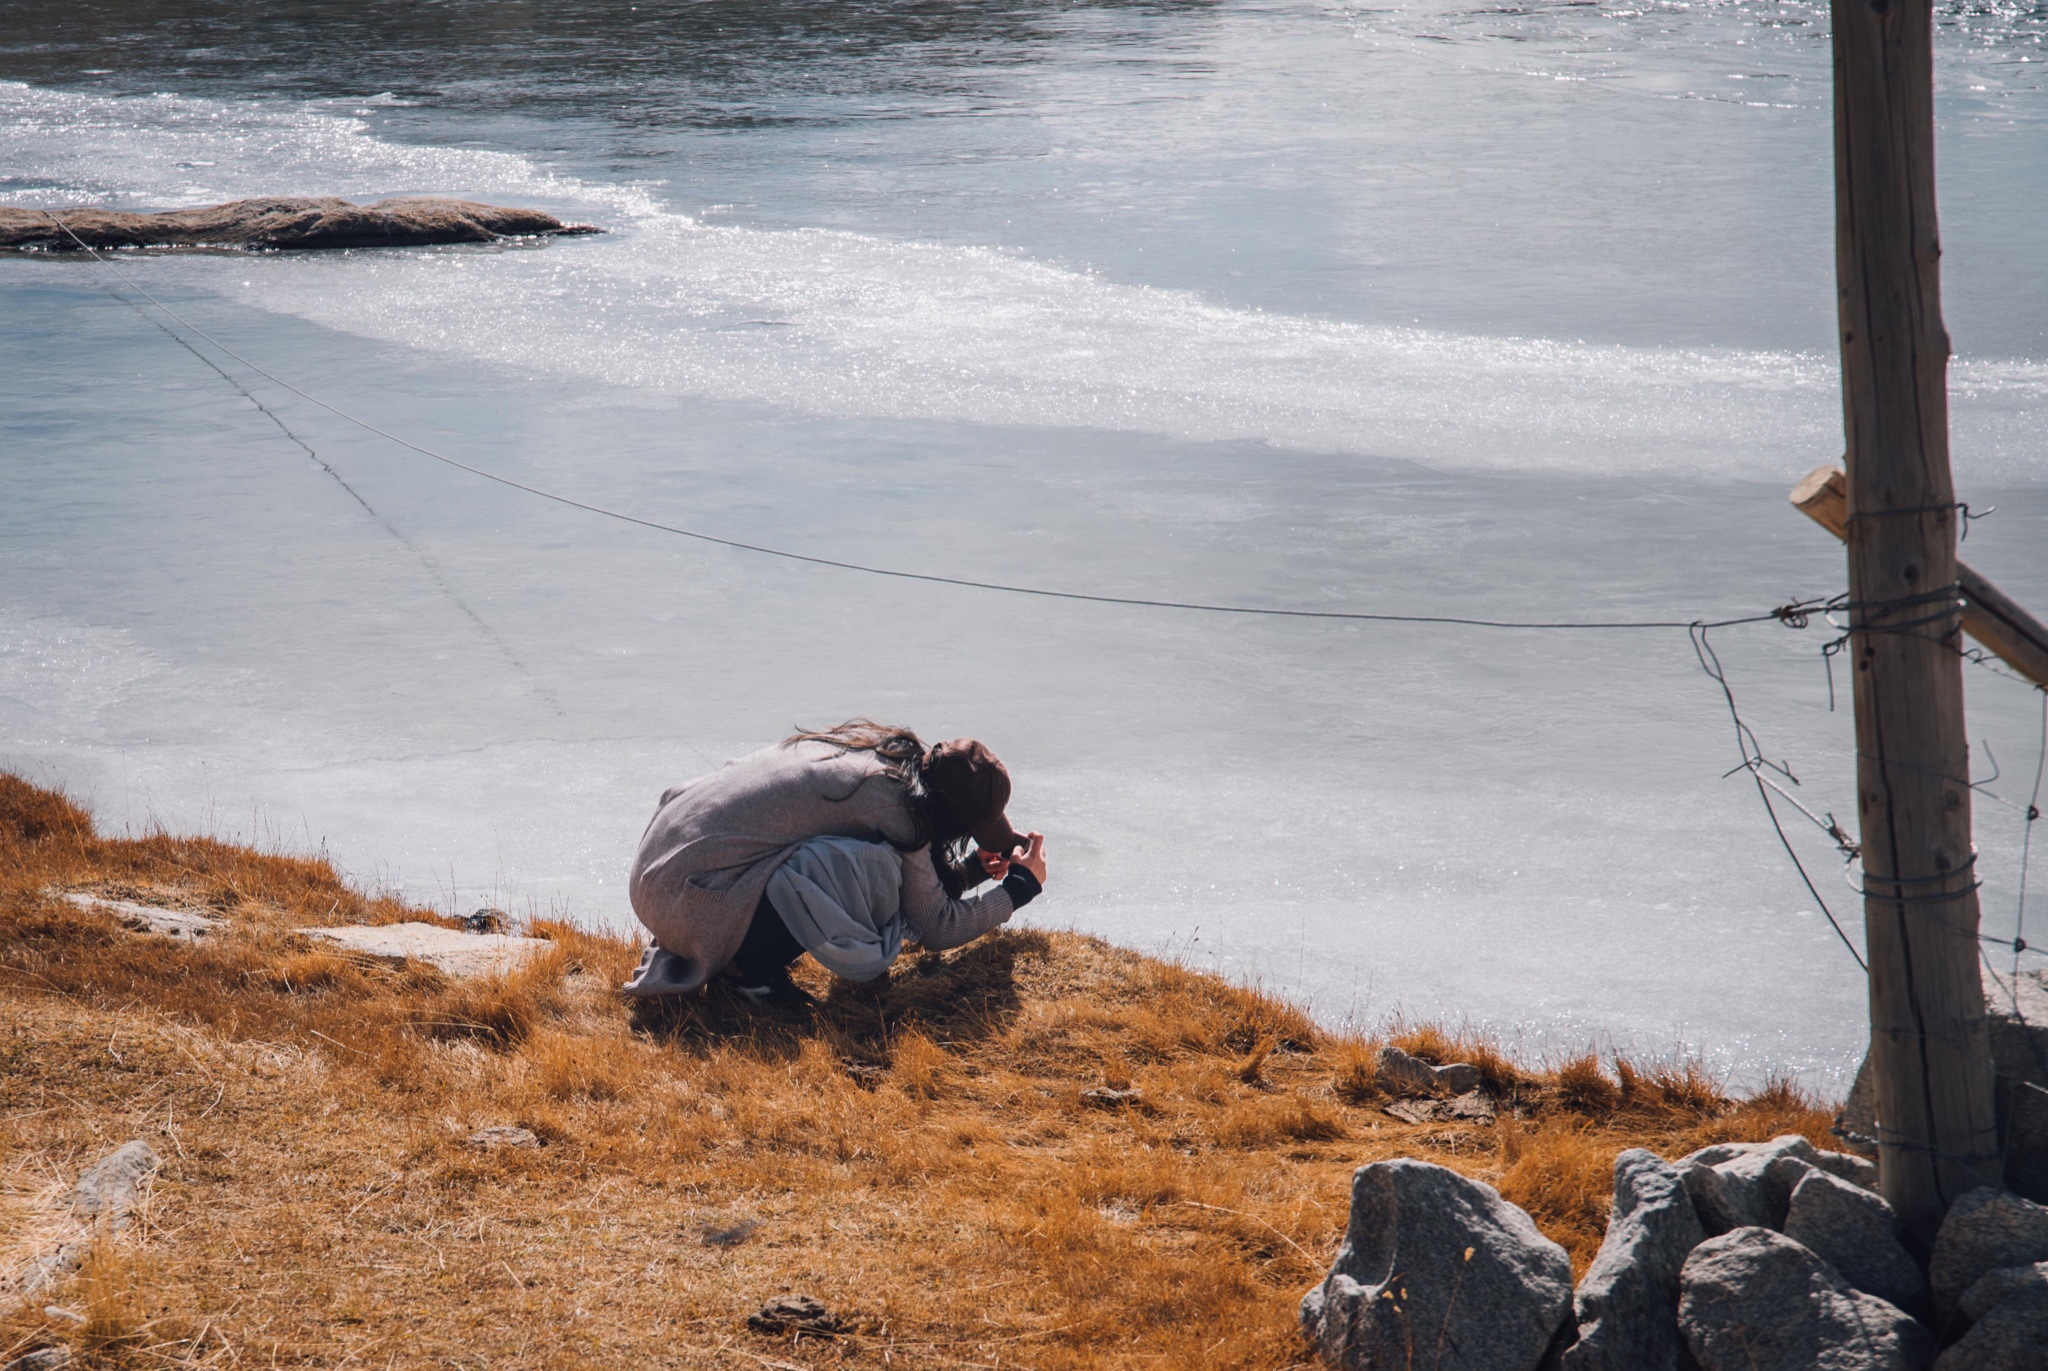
620,943 -> 696,998
726,968 -> 817,1008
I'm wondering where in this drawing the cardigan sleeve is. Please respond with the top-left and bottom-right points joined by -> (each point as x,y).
899,845 -> 1026,951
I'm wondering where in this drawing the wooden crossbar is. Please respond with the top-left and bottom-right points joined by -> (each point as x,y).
1791,464 -> 2048,691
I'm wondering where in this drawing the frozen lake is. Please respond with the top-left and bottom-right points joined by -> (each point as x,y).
3,0 -> 2044,1088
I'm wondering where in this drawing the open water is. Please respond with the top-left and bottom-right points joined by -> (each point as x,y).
3,0 -> 2045,1088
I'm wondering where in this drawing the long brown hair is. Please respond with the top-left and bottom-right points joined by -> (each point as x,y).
785,719 -> 976,896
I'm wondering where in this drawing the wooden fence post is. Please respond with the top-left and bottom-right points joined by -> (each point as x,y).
1833,0 -> 2002,1240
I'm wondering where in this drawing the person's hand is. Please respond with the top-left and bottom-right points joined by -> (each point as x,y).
1012,832 -> 1047,885
978,847 -> 1011,880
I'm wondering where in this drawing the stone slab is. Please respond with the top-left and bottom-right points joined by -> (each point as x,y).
63,892 -> 221,940
295,922 -> 550,979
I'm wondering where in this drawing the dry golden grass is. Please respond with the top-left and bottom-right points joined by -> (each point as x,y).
0,773 -> 1844,1369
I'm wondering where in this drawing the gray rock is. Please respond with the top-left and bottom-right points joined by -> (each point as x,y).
1683,1160 -> 1775,1236
1782,1168 -> 1928,1313
1720,1136 -> 1822,1222
1935,1266 -> 2048,1371
1957,1260 -> 2048,1323
69,1140 -> 160,1230
5,1350 -> 74,1371
1562,1149 -> 1706,1371
1928,1188 -> 2048,1316
1301,1158 -> 1573,1371
1679,1227 -> 1934,1371
1986,970 -> 2048,1204
1376,1046 -> 1440,1096
1435,1063 -> 1482,1094
1812,1149 -> 1880,1192
1679,1136 -> 1830,1236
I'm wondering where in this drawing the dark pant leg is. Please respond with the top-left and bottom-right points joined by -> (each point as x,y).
729,894 -> 806,983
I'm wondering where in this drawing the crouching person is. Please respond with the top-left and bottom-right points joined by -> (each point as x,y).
623,720 -> 1048,1003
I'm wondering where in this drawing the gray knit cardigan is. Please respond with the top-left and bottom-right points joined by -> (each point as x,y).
627,740 -> 1015,992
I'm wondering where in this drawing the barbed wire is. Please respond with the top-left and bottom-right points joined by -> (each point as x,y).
51,213 -> 2048,1137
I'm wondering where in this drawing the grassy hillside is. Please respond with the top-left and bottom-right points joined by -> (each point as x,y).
0,774 -> 1837,1370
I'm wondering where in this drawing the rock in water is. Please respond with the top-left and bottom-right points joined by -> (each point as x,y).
1782,1168 -> 1928,1314
1928,1188 -> 2048,1317
1936,1262 -> 2048,1371
1300,1158 -> 1573,1371
0,197 -> 601,251
1564,1149 -> 1706,1371
70,1139 -> 160,1231
1678,1227 -> 1933,1371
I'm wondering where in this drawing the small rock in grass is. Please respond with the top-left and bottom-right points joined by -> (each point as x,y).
1434,1062 -> 1482,1093
1300,1158 -> 1573,1371
1374,1046 -> 1439,1096
1564,1149 -> 1706,1371
467,1126 -> 540,1149
5,1349 -> 73,1371
20,1246 -> 82,1297
748,1293 -> 845,1334
1937,1264 -> 2048,1371
1080,1086 -> 1142,1107
1678,1227 -> 1933,1371
70,1140 -> 160,1230
1782,1168 -> 1927,1314
1929,1188 -> 2048,1317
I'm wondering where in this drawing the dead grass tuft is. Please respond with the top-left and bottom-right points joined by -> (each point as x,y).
0,772 -> 1848,1367
1555,1052 -> 1622,1115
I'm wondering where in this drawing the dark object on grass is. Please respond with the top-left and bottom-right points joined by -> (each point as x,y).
747,1293 -> 845,1335
1,196 -> 603,251
701,1219 -> 759,1248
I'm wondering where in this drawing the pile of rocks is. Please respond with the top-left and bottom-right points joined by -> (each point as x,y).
1301,1139 -> 2048,1371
